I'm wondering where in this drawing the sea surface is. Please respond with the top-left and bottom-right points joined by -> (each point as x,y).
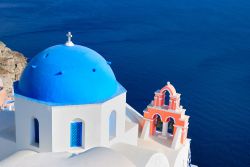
0,0 -> 250,166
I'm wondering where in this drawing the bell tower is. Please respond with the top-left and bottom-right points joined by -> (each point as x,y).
141,82 -> 189,149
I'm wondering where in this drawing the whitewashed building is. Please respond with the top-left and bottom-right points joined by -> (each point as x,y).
0,33 -> 197,167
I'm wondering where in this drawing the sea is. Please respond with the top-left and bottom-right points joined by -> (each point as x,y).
0,0 -> 250,166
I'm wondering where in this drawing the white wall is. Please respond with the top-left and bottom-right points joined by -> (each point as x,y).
15,96 -> 53,152
51,103 -> 102,152
173,139 -> 190,167
15,92 -> 128,153
146,153 -> 170,167
119,121 -> 138,146
51,92 -> 127,152
100,92 -> 126,146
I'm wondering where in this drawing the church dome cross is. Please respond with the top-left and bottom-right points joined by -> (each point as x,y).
65,32 -> 74,46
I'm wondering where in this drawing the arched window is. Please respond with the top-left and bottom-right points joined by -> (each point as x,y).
109,111 -> 116,140
70,119 -> 84,147
34,118 -> 39,144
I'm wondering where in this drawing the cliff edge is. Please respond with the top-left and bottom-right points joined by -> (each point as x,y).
0,41 -> 27,97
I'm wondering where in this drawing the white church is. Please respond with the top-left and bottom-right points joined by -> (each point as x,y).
0,33 -> 197,167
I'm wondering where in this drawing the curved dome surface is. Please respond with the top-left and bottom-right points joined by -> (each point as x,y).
16,44 -> 122,105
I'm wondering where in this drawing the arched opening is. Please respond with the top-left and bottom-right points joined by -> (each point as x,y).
32,118 -> 39,145
70,119 -> 84,148
156,83 -> 177,109
109,111 -> 116,140
153,114 -> 163,132
167,117 -> 175,134
164,90 -> 170,107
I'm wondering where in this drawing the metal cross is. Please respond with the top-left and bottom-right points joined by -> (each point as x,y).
66,32 -> 73,43
65,32 -> 74,46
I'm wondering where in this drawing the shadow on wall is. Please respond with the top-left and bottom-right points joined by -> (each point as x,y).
109,111 -> 116,140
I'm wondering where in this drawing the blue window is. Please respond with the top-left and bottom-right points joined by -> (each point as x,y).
34,118 -> 39,144
70,121 -> 82,147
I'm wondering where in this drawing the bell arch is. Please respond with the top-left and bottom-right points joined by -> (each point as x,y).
152,114 -> 163,132
159,82 -> 177,95
166,117 -> 175,134
153,82 -> 180,110
152,113 -> 163,120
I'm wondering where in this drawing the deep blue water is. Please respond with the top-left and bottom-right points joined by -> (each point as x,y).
1,0 -> 250,166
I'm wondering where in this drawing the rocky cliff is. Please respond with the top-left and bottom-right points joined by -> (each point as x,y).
0,42 -> 27,97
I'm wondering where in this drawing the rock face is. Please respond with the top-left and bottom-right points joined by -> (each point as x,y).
0,41 -> 27,97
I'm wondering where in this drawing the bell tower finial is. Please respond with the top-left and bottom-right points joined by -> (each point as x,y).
65,32 -> 74,46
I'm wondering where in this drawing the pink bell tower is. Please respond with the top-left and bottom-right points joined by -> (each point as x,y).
142,82 -> 189,149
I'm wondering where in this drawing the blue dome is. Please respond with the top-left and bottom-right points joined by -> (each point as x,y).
15,44 -> 124,105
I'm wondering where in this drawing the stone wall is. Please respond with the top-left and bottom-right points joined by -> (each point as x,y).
0,41 -> 27,97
